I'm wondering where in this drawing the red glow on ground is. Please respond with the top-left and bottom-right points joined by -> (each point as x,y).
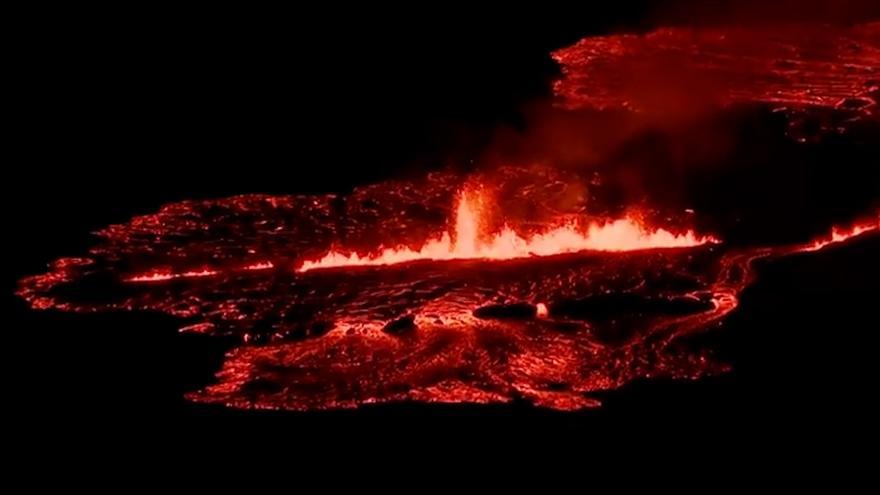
298,190 -> 714,272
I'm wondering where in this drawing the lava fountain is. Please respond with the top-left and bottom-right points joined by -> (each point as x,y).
804,218 -> 880,252
298,188 -> 714,272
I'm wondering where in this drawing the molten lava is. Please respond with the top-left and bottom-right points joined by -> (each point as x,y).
126,261 -> 274,283
298,189 -> 713,272
127,268 -> 220,283
16,165 -> 878,412
13,20 -> 880,413
804,217 -> 880,252
552,22 -> 880,115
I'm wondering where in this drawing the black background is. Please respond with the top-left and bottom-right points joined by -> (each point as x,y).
7,2 -> 880,464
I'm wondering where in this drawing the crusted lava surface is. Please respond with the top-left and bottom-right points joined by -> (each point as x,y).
18,166 -> 754,410
553,22 -> 880,138
16,163 -> 880,410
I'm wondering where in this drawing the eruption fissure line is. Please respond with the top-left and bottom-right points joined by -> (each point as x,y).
118,204 -> 878,283
125,261 -> 274,283
297,190 -> 716,272
803,218 -> 880,252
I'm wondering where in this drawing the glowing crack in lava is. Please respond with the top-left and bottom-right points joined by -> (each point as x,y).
126,261 -> 274,283
298,189 -> 713,272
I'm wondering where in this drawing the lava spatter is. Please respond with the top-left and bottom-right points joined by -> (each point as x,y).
298,188 -> 714,272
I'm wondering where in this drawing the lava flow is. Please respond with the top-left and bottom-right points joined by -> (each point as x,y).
552,22 -> 880,115
14,20 -> 880,413
16,166 -> 879,411
803,217 -> 880,252
298,189 -> 713,272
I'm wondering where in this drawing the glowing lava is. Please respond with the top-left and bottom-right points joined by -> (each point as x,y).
11,19 -> 880,413
536,302 -> 549,318
126,261 -> 274,283
298,190 -> 714,272
552,22 -> 880,114
126,268 -> 219,283
14,183 -> 880,412
804,217 -> 880,252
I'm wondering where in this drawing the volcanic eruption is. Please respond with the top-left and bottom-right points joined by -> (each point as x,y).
297,187 -> 713,272
16,21 -> 880,411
